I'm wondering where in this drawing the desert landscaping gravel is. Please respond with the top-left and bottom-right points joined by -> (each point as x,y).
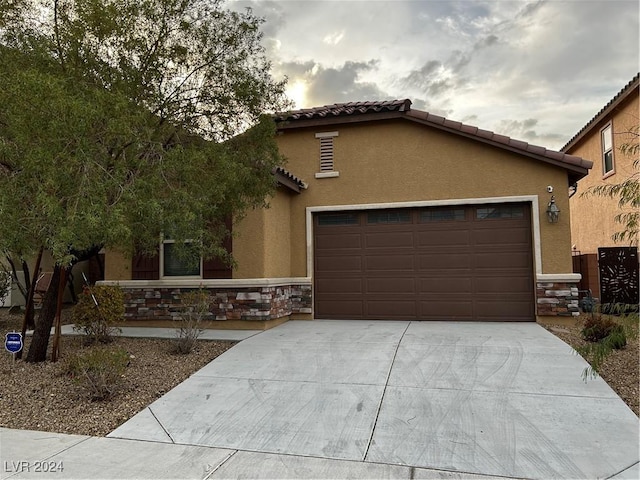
0,309 -> 637,439
0,309 -> 235,436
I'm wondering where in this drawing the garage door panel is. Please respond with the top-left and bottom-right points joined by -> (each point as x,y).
474,300 -> 534,320
365,254 -> 414,271
419,299 -> 473,319
365,231 -> 414,248
416,230 -> 471,247
474,276 -> 533,293
315,256 -> 362,272
365,300 -> 416,318
418,253 -> 472,270
315,233 -> 362,250
473,252 -> 532,269
473,227 -> 531,245
316,278 -> 363,294
314,204 -> 534,321
366,278 -> 415,293
419,277 -> 473,293
315,299 -> 364,318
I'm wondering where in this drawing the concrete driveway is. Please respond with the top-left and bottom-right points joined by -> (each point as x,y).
103,320 -> 639,479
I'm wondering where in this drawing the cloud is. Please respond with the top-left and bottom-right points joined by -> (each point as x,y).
279,60 -> 391,107
323,31 -> 345,46
229,0 -> 637,149
495,118 -> 565,148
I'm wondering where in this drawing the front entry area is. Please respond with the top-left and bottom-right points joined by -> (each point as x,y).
313,203 -> 535,321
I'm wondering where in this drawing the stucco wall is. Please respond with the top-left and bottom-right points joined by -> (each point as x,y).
233,188 -> 293,278
103,117 -> 578,284
276,119 -> 574,278
568,93 -> 639,253
104,249 -> 132,281
233,207 -> 266,278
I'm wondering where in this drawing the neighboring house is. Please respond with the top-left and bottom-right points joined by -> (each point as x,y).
563,74 -> 639,305
100,99 -> 592,326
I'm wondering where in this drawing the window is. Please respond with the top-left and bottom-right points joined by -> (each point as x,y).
602,124 -> 614,175
161,240 -> 201,277
420,208 -> 465,222
476,206 -> 524,219
367,210 -> 411,224
315,131 -> 339,178
317,212 -> 359,226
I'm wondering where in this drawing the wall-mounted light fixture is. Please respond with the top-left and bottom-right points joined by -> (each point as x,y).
546,195 -> 560,223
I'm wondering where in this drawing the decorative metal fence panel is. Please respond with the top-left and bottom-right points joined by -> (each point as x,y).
598,247 -> 639,307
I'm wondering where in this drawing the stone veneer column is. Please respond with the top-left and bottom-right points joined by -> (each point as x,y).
536,274 -> 581,317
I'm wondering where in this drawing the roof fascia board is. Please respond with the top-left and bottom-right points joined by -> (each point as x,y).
402,115 -> 590,181
274,171 -> 302,193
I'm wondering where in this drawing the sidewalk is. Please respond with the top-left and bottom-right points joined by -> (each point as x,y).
30,324 -> 261,342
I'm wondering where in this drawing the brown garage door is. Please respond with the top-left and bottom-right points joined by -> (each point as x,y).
314,204 -> 534,321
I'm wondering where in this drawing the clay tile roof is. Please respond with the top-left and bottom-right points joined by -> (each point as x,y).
273,166 -> 307,193
562,73 -> 640,152
492,134 -> 510,145
275,99 -> 412,122
508,138 -> 528,150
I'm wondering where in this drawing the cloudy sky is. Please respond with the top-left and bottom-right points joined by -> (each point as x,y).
228,0 -> 638,150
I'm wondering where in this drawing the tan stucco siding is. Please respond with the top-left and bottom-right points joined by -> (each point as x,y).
277,120 -> 574,277
262,189 -> 292,277
233,206 -> 266,278
104,249 -> 132,281
233,189 -> 292,278
568,94 -> 639,253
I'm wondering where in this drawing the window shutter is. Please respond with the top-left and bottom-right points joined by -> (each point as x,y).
131,249 -> 160,280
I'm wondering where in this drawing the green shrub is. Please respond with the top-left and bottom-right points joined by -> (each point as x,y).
172,289 -> 209,354
581,315 -> 624,343
72,285 -> 124,344
66,347 -> 130,400
577,310 -> 637,380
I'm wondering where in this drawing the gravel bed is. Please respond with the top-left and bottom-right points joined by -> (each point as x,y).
1,309 -> 637,438
544,319 -> 639,416
0,309 -> 235,436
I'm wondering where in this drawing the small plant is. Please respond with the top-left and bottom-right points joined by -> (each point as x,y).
581,315 -> 624,342
172,289 -> 210,354
72,285 -> 125,344
66,347 -> 130,400
577,306 -> 638,380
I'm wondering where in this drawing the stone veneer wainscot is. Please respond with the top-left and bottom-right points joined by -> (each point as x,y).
97,279 -> 312,322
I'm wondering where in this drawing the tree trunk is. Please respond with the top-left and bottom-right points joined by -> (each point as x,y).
25,265 -> 61,363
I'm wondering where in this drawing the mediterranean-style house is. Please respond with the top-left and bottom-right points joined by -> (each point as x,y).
563,74 -> 639,306
100,99 -> 592,327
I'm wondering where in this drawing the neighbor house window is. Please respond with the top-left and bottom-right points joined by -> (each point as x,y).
602,123 -> 614,176
315,131 -> 339,178
161,239 -> 201,277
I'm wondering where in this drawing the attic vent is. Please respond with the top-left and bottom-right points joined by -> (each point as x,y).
315,131 -> 339,174
319,137 -> 334,171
